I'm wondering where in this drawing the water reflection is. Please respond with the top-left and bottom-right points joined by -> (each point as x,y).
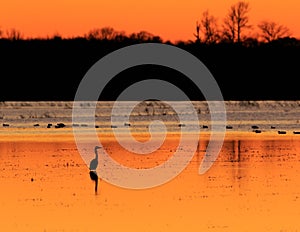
1,139 -> 300,230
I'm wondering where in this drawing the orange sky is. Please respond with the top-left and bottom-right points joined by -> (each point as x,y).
1,0 -> 300,41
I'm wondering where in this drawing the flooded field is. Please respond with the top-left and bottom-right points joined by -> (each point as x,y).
0,101 -> 300,231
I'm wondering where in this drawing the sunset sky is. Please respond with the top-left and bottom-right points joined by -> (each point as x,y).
1,0 -> 300,42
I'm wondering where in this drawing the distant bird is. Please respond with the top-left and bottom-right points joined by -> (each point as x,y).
226,125 -> 233,129
278,131 -> 287,134
3,123 -> 9,127
293,131 -> 300,134
47,123 -> 52,128
34,124 -> 40,127
271,126 -> 276,129
55,123 -> 65,128
178,123 -> 186,127
253,129 -> 262,133
252,125 -> 259,129
202,125 -> 208,129
89,146 -> 101,193
124,122 -> 131,127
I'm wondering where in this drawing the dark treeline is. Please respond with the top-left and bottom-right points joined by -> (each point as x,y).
1,36 -> 299,101
1,1 -> 300,101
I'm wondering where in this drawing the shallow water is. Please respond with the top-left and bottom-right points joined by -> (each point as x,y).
1,100 -> 300,231
1,138 -> 300,231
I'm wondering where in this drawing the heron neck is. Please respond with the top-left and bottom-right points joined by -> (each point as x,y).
95,150 -> 98,160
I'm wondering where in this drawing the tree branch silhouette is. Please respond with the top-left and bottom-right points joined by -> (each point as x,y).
223,1 -> 251,43
258,21 -> 291,42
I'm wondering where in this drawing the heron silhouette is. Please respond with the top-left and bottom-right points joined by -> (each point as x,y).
89,146 -> 101,193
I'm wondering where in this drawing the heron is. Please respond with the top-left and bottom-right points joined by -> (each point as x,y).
89,146 -> 101,193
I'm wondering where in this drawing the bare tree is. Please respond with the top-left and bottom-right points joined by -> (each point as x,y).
86,29 -> 100,40
223,1 -> 251,43
100,27 -> 116,40
130,31 -> 153,41
200,10 -> 219,44
113,31 -> 127,42
86,27 -> 117,40
223,9 -> 236,42
235,2 -> 251,43
258,21 -> 291,42
193,21 -> 201,43
6,28 -> 23,40
130,31 -> 162,42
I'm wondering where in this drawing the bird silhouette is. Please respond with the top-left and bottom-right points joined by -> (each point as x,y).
90,146 -> 101,170
89,146 -> 101,193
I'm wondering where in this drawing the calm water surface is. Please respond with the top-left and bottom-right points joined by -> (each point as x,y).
0,138 -> 300,231
1,101 -> 300,231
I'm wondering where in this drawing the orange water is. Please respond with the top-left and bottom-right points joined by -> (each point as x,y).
0,135 -> 300,231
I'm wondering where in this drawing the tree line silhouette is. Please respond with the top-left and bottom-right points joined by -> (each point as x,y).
194,2 -> 291,44
0,1 -> 299,101
0,2 -> 294,44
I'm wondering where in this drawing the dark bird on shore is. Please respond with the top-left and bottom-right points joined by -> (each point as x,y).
55,123 -> 65,128
90,146 -> 100,170
89,146 -> 101,193
47,123 -> 52,128
253,129 -> 261,133
278,131 -> 287,134
293,131 -> 300,134
3,123 -> 9,127
252,125 -> 259,129
226,125 -> 233,129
